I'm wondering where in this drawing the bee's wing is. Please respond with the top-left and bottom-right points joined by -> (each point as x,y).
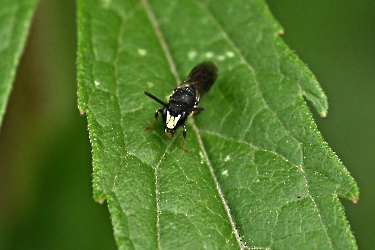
185,62 -> 218,98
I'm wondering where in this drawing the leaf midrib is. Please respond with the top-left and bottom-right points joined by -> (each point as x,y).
141,0 -> 244,248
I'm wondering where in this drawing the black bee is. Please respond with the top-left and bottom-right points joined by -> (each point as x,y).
144,61 -> 218,152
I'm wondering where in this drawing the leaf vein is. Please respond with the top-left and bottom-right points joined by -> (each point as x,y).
198,1 -> 304,166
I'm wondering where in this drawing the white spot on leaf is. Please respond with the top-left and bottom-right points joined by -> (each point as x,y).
205,51 -> 214,58
138,48 -> 147,56
225,51 -> 235,58
188,50 -> 197,60
224,155 -> 231,162
100,0 -> 111,8
217,55 -> 225,61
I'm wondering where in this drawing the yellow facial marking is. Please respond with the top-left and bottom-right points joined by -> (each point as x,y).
166,112 -> 181,129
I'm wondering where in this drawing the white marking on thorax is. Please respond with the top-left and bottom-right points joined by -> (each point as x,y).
166,111 -> 181,129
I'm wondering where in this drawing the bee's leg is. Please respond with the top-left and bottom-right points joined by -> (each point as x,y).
181,124 -> 189,153
145,109 -> 162,130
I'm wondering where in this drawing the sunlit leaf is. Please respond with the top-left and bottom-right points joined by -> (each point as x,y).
77,0 -> 359,248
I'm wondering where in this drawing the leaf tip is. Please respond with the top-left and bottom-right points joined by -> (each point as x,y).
321,112 -> 327,119
352,198 -> 358,204
278,29 -> 285,35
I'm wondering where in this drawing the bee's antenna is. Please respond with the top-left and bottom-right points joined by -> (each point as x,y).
187,107 -> 205,112
144,91 -> 168,106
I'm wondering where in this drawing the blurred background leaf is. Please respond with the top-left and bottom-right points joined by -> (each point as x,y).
0,0 -> 38,128
0,0 -> 116,249
0,0 -> 374,249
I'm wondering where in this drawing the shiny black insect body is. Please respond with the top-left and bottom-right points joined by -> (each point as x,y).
144,61 -> 218,151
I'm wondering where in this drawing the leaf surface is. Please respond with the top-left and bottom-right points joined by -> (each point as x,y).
77,0 -> 359,249
0,0 -> 38,129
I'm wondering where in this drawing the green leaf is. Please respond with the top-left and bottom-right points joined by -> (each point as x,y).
77,0 -> 359,249
0,0 -> 39,129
